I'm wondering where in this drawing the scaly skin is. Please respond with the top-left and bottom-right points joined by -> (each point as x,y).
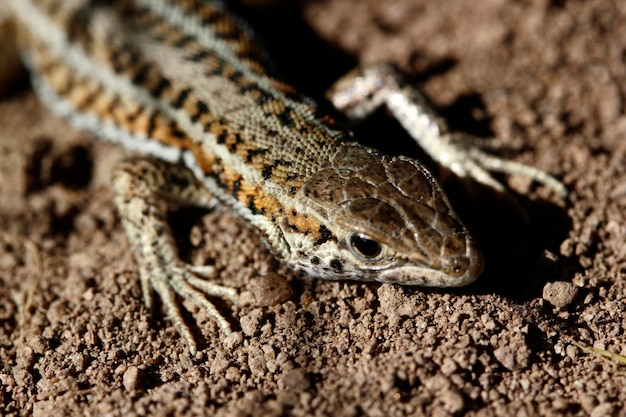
6,0 -> 564,353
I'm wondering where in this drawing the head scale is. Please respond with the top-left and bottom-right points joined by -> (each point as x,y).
286,142 -> 482,287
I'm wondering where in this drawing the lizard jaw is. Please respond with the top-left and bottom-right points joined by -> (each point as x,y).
377,235 -> 483,287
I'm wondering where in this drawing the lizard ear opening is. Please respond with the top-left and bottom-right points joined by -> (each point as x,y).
348,233 -> 383,261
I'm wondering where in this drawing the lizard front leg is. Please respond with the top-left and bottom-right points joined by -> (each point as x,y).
327,64 -> 567,198
112,158 -> 238,355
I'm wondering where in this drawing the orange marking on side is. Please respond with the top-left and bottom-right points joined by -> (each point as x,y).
281,208 -> 323,239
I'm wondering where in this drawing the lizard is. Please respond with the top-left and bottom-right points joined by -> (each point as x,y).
3,0 -> 566,355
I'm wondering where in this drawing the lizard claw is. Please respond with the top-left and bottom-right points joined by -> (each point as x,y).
141,261 -> 238,356
432,132 -> 567,198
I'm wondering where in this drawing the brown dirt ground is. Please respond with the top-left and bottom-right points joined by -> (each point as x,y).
2,0 -> 626,416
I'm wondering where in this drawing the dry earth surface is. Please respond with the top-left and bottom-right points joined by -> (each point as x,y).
2,0 -> 626,416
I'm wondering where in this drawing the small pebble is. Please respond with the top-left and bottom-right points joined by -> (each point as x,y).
123,366 -> 144,391
542,281 -> 578,309
248,273 -> 293,306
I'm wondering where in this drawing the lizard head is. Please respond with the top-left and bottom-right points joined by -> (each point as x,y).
290,142 -> 483,287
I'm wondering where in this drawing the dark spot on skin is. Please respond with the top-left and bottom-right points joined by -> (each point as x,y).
205,65 -> 225,77
129,62 -> 148,85
122,100 -> 140,122
153,223 -> 166,236
290,186 -> 297,195
311,256 -> 320,265
101,93 -> 118,115
171,127 -> 186,140
282,218 -> 299,232
150,77 -> 171,96
174,35 -> 194,48
255,92 -> 271,105
261,165 -> 273,180
239,83 -> 263,97
173,89 -> 191,108
330,259 -> 343,272
261,159 -> 292,180
246,148 -> 269,162
276,159 -> 292,167
232,178 -> 242,198
191,100 -> 210,123
217,132 -> 228,144
146,113 -> 158,137
227,70 -> 243,82
247,195 -> 264,215
188,50 -> 210,62
314,225 -> 332,246
276,108 -> 294,127
76,87 -> 99,110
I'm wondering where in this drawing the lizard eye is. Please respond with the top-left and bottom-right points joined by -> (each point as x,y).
348,233 -> 383,261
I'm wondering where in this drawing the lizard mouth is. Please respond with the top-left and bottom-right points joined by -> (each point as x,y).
376,235 -> 483,287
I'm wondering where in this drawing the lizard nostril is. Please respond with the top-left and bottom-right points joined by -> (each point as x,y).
442,256 -> 470,278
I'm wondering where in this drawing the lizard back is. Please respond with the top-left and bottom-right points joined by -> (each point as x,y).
14,0 -> 347,250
